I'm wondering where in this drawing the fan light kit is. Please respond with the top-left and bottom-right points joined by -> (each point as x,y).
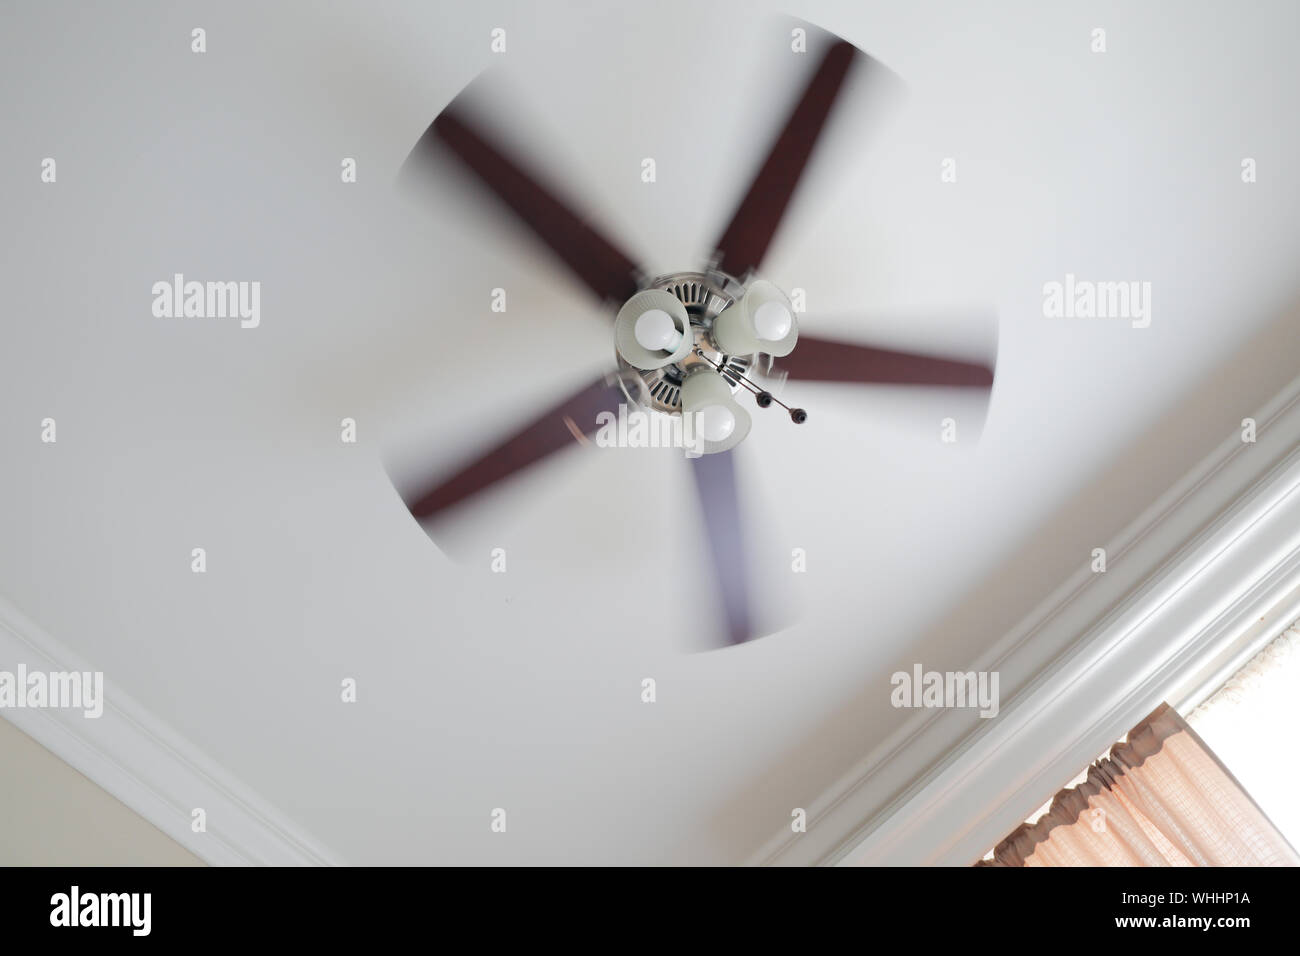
394,23 -> 996,644
613,270 -> 805,439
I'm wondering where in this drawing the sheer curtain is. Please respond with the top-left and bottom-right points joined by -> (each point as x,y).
1186,621 -> 1300,846
979,703 -> 1299,867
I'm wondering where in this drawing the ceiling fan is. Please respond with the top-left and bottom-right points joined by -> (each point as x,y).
393,22 -> 996,648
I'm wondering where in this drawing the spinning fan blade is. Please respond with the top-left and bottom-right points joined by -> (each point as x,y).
713,38 -> 858,278
407,104 -> 642,305
689,450 -> 754,646
405,377 -> 624,522
775,334 -> 994,388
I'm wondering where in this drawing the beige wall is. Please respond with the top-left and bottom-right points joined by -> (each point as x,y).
0,717 -> 203,866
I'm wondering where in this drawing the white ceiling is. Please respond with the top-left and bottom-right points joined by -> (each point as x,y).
3,0 -> 1300,864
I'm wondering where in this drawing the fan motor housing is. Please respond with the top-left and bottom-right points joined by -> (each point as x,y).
615,270 -> 755,414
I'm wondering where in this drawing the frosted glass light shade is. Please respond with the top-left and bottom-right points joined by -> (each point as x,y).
615,290 -> 694,370
680,368 -> 751,455
710,280 -> 798,357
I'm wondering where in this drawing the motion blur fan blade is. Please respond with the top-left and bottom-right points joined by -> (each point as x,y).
713,36 -> 858,278
775,334 -> 994,388
690,450 -> 753,646
405,377 -> 624,522
406,102 -> 642,305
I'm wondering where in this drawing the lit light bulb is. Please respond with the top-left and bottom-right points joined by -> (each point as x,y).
698,404 -> 736,443
634,309 -> 683,352
752,300 -> 792,341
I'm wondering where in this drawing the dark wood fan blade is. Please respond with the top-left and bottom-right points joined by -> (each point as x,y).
776,334 -> 994,388
712,38 -> 858,278
407,104 -> 642,305
689,450 -> 754,646
406,377 -> 624,521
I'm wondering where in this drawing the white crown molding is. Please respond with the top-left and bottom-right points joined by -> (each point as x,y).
0,599 -> 343,866
754,369 -> 1300,867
